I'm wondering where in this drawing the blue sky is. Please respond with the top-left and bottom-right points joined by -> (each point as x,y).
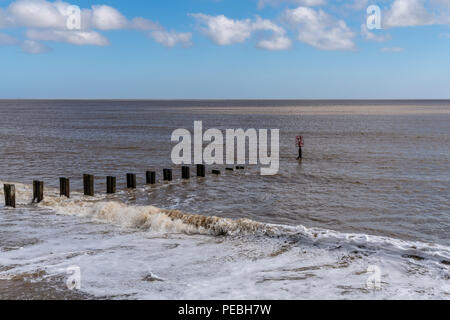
0,0 -> 449,99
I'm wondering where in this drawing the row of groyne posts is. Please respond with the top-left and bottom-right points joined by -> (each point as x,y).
3,164 -> 245,208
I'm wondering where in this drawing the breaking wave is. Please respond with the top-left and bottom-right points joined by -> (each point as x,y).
1,180 -> 449,269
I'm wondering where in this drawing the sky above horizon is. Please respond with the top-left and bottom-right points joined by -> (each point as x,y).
1,0 -> 449,99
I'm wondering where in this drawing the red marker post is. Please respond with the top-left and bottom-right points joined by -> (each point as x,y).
296,136 -> 304,160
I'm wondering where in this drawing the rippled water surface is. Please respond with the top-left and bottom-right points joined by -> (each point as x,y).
0,100 -> 449,299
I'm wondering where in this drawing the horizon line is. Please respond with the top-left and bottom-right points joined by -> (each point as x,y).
1,98 -> 450,102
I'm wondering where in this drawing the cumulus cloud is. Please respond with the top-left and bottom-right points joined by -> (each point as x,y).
380,46 -> 404,52
26,29 -> 109,45
0,32 -> 18,45
0,9 -> 7,28
82,5 -> 128,30
384,0 -> 435,28
257,35 -> 292,50
129,17 -> 192,47
258,0 -> 325,9
150,30 -> 192,47
191,14 -> 291,50
191,14 -> 253,45
348,0 -> 370,10
21,39 -> 50,53
251,17 -> 292,50
4,0 -> 447,55
130,17 -> 161,31
360,24 -> 391,42
7,0 -> 128,30
8,0 -> 67,28
283,6 -> 355,50
0,0 -> 191,52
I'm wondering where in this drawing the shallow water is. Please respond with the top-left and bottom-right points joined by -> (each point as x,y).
0,100 -> 449,299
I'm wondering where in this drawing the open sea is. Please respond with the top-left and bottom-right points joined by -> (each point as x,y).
0,100 -> 449,299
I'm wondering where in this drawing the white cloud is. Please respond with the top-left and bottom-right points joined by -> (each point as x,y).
360,24 -> 391,42
191,14 -> 291,50
283,6 -> 355,50
0,0 -> 191,51
0,8 -> 14,28
8,0 -> 67,28
0,9 -> 4,27
26,29 -> 109,45
21,39 -> 50,53
258,0 -> 325,9
0,33 -> 18,45
130,17 -> 160,31
257,35 -> 292,50
130,16 -> 192,47
191,14 -> 253,45
349,0 -> 370,10
432,0 -> 450,8
384,0 -> 434,28
150,30 -> 192,47
6,0 -> 128,30
380,46 -> 404,52
82,5 -> 128,30
252,17 -> 292,50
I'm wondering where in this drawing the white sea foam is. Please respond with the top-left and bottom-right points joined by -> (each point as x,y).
0,180 -> 449,299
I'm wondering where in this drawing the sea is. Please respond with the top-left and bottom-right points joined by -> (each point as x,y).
0,100 -> 449,299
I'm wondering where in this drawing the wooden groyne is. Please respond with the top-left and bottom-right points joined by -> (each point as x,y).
2,165 -> 244,208
4,184 -> 15,208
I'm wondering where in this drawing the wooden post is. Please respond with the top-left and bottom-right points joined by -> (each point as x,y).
212,170 -> 221,175
4,184 -> 15,208
106,176 -> 116,194
182,166 -> 190,180
83,174 -> 94,196
127,173 -> 136,189
163,169 -> 173,181
146,171 -> 156,185
197,164 -> 206,177
33,180 -> 44,203
59,178 -> 70,198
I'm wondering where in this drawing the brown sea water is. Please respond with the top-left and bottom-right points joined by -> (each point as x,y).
0,100 -> 449,299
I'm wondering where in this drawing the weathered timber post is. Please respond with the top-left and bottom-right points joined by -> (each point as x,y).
33,180 -> 44,203
4,184 -> 15,208
182,166 -> 190,180
59,178 -> 70,198
163,169 -> 173,182
197,164 -> 206,177
83,174 -> 94,196
106,176 -> 116,194
127,173 -> 136,189
146,171 -> 156,185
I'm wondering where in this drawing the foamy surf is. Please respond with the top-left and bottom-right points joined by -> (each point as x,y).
42,197 -> 450,266
2,180 -> 449,266
0,180 -> 449,299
